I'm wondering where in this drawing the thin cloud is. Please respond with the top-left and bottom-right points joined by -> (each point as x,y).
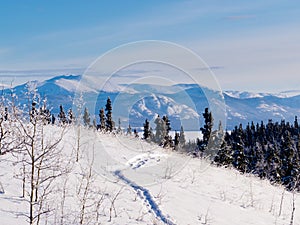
225,15 -> 256,20
194,66 -> 224,71
0,47 -> 12,56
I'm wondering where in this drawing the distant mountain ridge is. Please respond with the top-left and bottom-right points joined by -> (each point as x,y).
4,75 -> 300,130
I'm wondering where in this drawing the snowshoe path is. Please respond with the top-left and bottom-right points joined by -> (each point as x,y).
114,170 -> 176,225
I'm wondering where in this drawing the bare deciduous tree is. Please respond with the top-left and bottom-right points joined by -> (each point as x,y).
12,97 -> 67,225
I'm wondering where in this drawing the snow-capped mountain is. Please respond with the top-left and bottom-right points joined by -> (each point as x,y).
4,75 -> 300,130
129,94 -> 200,130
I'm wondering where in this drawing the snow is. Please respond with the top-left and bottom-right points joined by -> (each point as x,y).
56,78 -> 99,93
257,103 -> 288,119
132,93 -> 199,120
224,91 -> 268,99
257,103 -> 287,112
114,170 -> 175,225
276,90 -> 300,98
126,152 -> 168,170
225,90 -> 300,99
227,107 -> 247,120
55,76 -> 137,94
137,99 -> 154,115
1,126 -> 299,225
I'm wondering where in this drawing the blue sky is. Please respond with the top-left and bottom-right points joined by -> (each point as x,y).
0,0 -> 299,92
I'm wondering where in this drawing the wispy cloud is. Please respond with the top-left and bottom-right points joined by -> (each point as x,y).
187,24 -> 300,92
194,66 -> 224,71
224,15 -> 256,20
0,47 -> 12,56
1,0 -> 299,92
0,68 -> 84,76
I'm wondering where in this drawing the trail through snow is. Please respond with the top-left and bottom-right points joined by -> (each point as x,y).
114,170 -> 176,225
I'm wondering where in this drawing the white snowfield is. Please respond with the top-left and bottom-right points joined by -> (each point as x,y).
0,126 -> 299,225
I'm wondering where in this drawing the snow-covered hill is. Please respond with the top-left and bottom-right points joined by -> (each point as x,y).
4,75 -> 300,130
0,127 -> 299,224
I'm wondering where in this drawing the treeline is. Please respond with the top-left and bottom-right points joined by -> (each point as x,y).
140,107 -> 300,192
214,118 -> 300,191
140,107 -> 216,153
141,115 -> 186,149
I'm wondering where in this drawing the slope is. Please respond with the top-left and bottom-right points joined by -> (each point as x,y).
0,126 -> 299,224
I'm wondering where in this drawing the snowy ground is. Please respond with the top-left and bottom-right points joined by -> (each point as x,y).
0,126 -> 299,224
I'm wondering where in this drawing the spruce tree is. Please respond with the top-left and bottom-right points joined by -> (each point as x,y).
99,108 -> 106,131
232,125 -> 247,173
154,115 -> 166,145
58,105 -> 67,124
162,115 -> 172,147
51,114 -> 55,125
174,132 -> 180,150
30,101 -> 38,122
134,129 -> 139,138
214,131 -> 233,167
92,118 -> 97,129
162,115 -> 171,135
149,127 -> 155,141
179,125 -> 186,147
83,107 -> 90,127
143,119 -> 150,140
67,109 -> 74,124
280,130 -> 298,189
198,108 -> 213,152
105,97 -> 114,132
293,116 -> 299,137
127,124 -> 132,135
117,118 -> 122,133
4,107 -> 8,121
294,116 -> 299,129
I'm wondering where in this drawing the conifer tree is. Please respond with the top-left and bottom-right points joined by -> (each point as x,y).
149,127 -> 155,141
162,115 -> 171,135
83,107 -> 90,127
51,114 -> 55,125
202,108 -> 213,143
99,108 -> 106,131
143,119 -> 150,140
232,125 -> 247,173
198,108 -> 213,152
154,115 -> 166,145
174,132 -> 180,150
92,117 -> 97,129
30,101 -> 38,122
214,131 -> 233,166
280,130 -> 297,189
58,105 -> 67,124
68,109 -> 74,124
127,124 -> 132,135
105,97 -> 114,132
134,129 -> 139,138
162,115 -> 172,147
179,125 -> 186,147
117,118 -> 122,133
294,116 -> 299,129
293,116 -> 299,137
4,107 -> 8,121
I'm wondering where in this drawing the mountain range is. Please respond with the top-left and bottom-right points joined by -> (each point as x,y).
3,75 -> 300,130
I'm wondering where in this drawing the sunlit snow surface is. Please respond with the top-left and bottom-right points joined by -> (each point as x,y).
0,126 -> 299,225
